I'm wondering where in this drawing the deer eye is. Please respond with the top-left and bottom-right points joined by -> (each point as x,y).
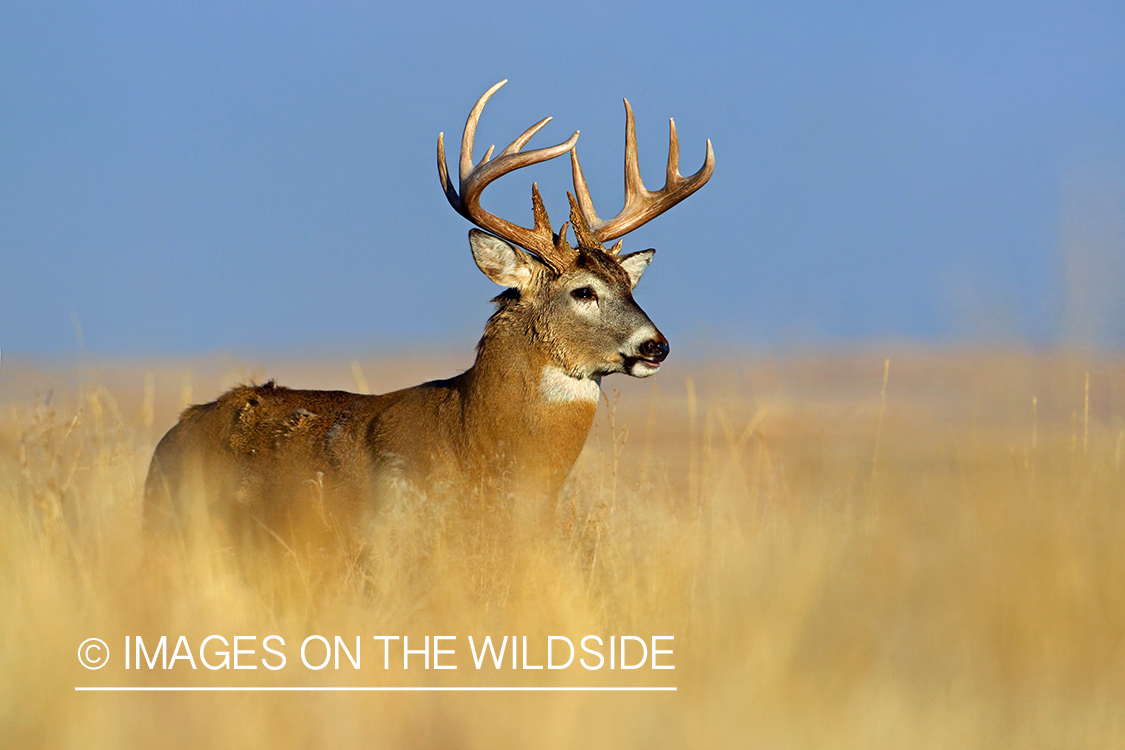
571,286 -> 597,301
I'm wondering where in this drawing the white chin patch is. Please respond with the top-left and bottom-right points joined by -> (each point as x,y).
540,366 -> 602,403
628,360 -> 661,378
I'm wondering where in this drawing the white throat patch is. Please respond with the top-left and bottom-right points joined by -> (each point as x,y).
539,366 -> 601,404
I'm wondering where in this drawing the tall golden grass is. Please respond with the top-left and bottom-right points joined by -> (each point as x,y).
1,351 -> 1123,748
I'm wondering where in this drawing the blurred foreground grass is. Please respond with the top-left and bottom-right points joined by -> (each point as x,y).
1,350 -> 1123,748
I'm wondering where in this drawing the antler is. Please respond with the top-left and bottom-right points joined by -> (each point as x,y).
438,80 -> 579,269
570,99 -> 714,247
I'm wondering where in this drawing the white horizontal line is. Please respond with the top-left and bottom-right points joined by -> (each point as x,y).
75,686 -> 676,692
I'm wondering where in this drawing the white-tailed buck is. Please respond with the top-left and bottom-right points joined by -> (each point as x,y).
144,80 -> 713,539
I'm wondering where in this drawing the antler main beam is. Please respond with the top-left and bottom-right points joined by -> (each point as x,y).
437,80 -> 579,267
570,99 -> 714,244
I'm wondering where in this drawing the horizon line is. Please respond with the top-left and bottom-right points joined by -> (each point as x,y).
75,686 -> 677,692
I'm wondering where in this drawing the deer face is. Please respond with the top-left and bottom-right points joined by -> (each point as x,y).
443,82 -> 709,386
470,230 -> 669,380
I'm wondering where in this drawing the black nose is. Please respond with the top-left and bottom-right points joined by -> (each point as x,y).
639,336 -> 670,363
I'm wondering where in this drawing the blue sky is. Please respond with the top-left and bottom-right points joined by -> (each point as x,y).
2,1 -> 1123,355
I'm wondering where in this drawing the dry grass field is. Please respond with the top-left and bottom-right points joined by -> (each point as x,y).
1,350 -> 1123,748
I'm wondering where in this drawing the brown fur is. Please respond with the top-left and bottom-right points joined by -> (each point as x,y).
143,274 -> 604,543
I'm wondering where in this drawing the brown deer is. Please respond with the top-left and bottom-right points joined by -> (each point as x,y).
144,80 -> 713,540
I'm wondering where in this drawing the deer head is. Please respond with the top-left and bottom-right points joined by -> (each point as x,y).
438,80 -> 713,383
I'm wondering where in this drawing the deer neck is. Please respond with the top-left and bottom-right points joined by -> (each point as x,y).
459,316 -> 599,494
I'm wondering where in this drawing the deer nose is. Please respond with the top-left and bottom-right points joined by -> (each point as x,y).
639,335 -> 670,363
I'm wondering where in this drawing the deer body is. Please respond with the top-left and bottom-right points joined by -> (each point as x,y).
144,80 -> 712,539
146,343 -> 598,534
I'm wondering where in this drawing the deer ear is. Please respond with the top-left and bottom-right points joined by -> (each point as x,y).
469,229 -> 537,289
618,249 -> 655,288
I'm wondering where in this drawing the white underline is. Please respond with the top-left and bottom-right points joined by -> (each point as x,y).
75,686 -> 676,692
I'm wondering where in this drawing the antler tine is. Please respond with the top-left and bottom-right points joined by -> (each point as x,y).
459,79 -> 506,184
460,134 -> 578,199
570,98 -> 715,244
437,81 -> 580,266
569,146 -> 602,230
500,116 -> 553,157
666,117 -> 680,186
437,131 -> 458,209
622,99 -> 647,205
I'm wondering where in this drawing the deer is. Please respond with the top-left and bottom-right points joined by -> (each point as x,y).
143,80 -> 713,543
